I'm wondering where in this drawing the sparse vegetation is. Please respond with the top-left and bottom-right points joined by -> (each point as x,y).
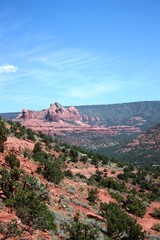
0,220 -> 22,238
62,212 -> 100,240
109,190 -> 124,203
0,161 -> 56,231
87,187 -> 98,204
151,223 -> 160,232
89,173 -> 127,192
0,119 -> 159,239
101,202 -> 144,239
0,118 -> 7,153
123,195 -> 147,217
150,208 -> 160,219
11,188 -> 56,231
38,157 -> 64,184
5,153 -> 20,169
26,128 -> 36,141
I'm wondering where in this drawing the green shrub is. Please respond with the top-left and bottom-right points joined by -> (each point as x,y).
150,208 -> 160,219
100,177 -> 127,192
124,164 -> 134,172
10,167 -> 22,181
0,220 -> 22,238
62,212 -> 99,240
123,195 -> 146,217
38,131 -> 53,145
0,119 -> 7,153
23,147 -> 32,159
54,144 -> 61,152
5,153 -> 20,169
75,173 -> 87,179
0,167 -> 19,198
26,128 -> 35,141
15,125 -> 26,138
151,223 -> 160,232
70,156 -> 78,163
151,186 -> 160,201
91,157 -> 99,166
80,155 -> 88,163
21,173 -> 50,202
64,170 -> 74,178
33,150 -> 48,162
109,190 -> 124,203
0,167 -> 56,231
37,155 -> 64,184
101,202 -> 144,239
33,142 -> 42,153
69,148 -> 79,158
33,141 -> 64,184
87,187 -> 98,204
40,160 -> 64,184
9,189 -> 56,231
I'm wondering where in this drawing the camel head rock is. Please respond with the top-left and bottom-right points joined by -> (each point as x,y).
46,103 -> 82,122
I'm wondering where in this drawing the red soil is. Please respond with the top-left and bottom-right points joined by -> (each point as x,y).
5,136 -> 34,153
1,136 -> 160,238
136,202 -> 160,235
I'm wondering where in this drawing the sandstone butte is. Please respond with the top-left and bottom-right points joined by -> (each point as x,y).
15,102 -> 141,136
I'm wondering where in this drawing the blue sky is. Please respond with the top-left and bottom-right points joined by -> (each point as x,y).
0,0 -> 160,112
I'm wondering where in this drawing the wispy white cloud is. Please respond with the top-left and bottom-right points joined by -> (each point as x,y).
0,64 -> 17,73
0,8 -> 159,112
68,79 -> 126,99
0,43 -> 136,108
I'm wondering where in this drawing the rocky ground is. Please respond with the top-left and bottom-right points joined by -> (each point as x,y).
0,121 -> 160,239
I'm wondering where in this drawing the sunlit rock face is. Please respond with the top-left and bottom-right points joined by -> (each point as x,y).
15,102 -> 142,136
46,103 -> 82,122
22,108 -> 33,119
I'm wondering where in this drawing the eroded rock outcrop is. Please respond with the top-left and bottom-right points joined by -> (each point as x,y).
15,102 -> 142,136
118,123 -> 160,161
46,103 -> 82,122
17,102 -> 82,122
129,116 -> 147,126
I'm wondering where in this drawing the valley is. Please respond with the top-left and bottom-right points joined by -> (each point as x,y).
2,100 -> 159,166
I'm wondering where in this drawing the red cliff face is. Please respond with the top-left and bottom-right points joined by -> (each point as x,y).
46,103 -> 82,122
15,102 -> 141,136
18,103 -> 82,122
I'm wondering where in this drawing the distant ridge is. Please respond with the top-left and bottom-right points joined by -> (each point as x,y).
0,112 -> 20,119
76,101 -> 160,130
117,122 -> 160,165
12,102 -> 141,136
1,101 -> 160,127
1,100 -> 160,131
1,101 -> 160,164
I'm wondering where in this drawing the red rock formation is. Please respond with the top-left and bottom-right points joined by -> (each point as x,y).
129,116 -> 147,126
86,212 -> 104,221
17,102 -> 82,122
46,103 -> 82,122
118,123 -> 160,160
15,102 -> 141,136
